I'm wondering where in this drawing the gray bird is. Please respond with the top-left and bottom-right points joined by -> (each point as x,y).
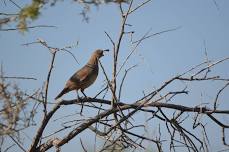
55,49 -> 108,100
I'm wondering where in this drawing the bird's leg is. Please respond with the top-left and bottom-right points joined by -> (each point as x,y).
76,90 -> 83,115
80,89 -> 87,115
81,89 -> 87,98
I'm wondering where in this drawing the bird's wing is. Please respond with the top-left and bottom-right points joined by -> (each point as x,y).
70,65 -> 94,82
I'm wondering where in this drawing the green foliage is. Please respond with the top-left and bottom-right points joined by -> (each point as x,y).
0,0 -> 130,32
18,0 -> 43,32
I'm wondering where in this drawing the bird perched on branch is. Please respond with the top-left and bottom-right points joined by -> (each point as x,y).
55,49 -> 109,100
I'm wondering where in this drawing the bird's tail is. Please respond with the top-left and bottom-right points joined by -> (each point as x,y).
55,87 -> 69,100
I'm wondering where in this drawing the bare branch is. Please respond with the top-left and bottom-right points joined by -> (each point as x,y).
0,25 -> 56,31
222,128 -> 229,146
214,82 -> 229,110
80,138 -> 88,152
0,76 -> 37,80
98,60 -> 118,105
59,48 -> 80,65
117,27 -> 152,76
112,0 -> 134,106
25,92 -> 229,152
104,31 -> 115,48
8,0 -> 22,9
118,64 -> 137,101
132,26 -> 181,44
191,57 -> 229,78
39,40 -> 57,115
128,0 -> 153,15
207,114 -> 229,128
8,135 -> 26,152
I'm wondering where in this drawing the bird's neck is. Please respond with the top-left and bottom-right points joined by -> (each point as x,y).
87,55 -> 98,65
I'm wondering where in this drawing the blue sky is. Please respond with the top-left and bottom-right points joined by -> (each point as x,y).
1,0 -> 229,151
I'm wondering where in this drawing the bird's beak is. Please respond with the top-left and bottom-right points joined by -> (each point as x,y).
102,49 -> 109,56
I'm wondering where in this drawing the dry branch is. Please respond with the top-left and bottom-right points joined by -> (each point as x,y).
29,96 -> 229,151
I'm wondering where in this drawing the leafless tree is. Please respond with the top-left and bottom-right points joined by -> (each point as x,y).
0,0 -> 228,152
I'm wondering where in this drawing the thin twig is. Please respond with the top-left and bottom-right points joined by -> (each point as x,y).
59,48 -> 79,64
104,31 -> 115,47
44,49 -> 56,115
0,76 -> 37,80
8,135 -> 26,152
3,144 -> 15,152
118,64 -> 137,101
9,0 -> 22,9
132,26 -> 181,44
98,60 -> 118,105
0,12 -> 19,16
80,138 -> 88,152
116,27 -> 152,76
222,128 -> 229,146
112,0 -> 134,106
214,82 -> 229,110
191,57 -> 229,78
128,0 -> 153,15
0,25 -> 56,31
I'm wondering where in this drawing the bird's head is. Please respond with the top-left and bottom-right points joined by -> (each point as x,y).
93,49 -> 109,59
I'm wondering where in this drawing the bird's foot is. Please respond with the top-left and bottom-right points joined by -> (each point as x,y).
84,96 -> 91,100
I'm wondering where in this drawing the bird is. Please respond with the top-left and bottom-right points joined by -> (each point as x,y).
55,49 -> 108,100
